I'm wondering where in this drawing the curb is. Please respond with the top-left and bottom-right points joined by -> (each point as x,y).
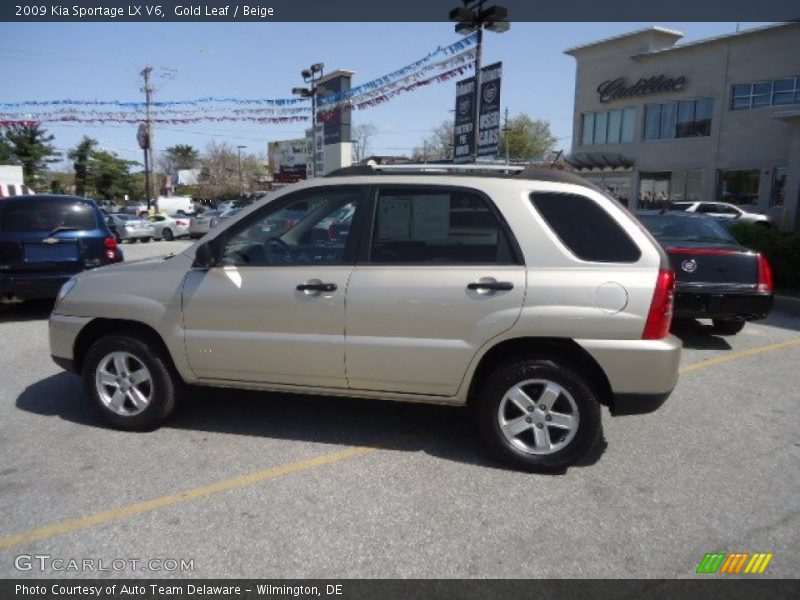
774,294 -> 800,316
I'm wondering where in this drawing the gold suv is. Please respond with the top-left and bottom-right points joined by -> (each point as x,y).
49,165 -> 681,471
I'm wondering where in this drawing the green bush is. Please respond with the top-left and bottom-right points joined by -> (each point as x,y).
728,223 -> 800,291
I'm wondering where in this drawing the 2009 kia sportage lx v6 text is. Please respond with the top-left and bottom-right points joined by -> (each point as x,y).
49,165 -> 681,471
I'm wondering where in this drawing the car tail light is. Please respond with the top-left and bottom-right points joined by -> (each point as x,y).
757,253 -> 773,293
176,219 -> 189,227
666,248 -> 739,256
104,236 -> 117,249
643,268 -> 675,340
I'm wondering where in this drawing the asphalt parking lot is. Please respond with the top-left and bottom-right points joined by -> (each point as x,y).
0,239 -> 798,579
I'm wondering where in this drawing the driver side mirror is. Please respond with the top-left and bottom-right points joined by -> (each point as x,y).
193,240 -> 217,268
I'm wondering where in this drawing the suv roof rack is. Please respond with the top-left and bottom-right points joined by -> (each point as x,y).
325,163 -> 595,188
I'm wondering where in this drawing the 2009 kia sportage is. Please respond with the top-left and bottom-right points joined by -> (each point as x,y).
49,165 -> 681,471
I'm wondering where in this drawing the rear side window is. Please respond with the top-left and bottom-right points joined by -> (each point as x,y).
530,192 -> 641,262
371,188 -> 519,264
0,200 -> 97,232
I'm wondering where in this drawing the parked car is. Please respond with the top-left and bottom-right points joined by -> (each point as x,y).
105,214 -> 155,243
215,208 -> 241,227
216,200 -> 236,213
189,210 -> 222,238
0,195 -> 122,304
668,201 -> 773,227
638,210 -> 773,335
121,203 -> 148,217
147,214 -> 191,241
49,165 -> 681,472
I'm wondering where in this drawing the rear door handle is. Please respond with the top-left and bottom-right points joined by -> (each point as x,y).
296,282 -> 338,292
467,281 -> 514,291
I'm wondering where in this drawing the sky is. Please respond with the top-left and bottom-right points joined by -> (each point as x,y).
0,21 -> 770,171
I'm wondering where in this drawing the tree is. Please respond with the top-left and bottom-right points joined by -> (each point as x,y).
351,123 -> 377,163
499,114 -> 557,161
197,142 -> 266,201
67,136 -> 97,197
160,144 -> 199,174
0,135 -> 15,163
412,120 -> 454,161
88,150 -> 138,200
2,123 -> 60,187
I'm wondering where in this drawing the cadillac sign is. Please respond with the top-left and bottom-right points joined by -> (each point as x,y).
597,74 -> 688,103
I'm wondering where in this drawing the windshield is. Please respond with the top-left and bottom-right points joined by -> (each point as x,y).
638,214 -> 735,243
0,200 -> 97,232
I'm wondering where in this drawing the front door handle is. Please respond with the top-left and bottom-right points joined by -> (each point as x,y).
296,282 -> 338,292
467,281 -> 514,291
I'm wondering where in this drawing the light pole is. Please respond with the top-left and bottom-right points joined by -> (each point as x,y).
292,62 -> 324,177
237,145 -> 246,199
140,66 -> 154,210
449,1 -> 509,163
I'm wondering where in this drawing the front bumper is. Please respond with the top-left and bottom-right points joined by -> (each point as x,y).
674,288 -> 773,320
49,313 -> 92,372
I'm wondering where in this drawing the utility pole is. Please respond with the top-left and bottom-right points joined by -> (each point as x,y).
237,145 -> 246,199
503,107 -> 510,165
140,66 -> 154,211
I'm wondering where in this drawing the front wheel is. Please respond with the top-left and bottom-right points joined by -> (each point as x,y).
82,333 -> 181,431
476,359 -> 602,472
712,318 -> 746,335
162,228 -> 174,241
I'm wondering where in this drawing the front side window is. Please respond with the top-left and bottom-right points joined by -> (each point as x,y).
370,188 -> 518,265
220,189 -> 361,267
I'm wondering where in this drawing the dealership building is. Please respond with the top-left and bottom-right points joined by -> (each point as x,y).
565,22 -> 800,231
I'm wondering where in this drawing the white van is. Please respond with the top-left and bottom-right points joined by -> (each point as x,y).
156,195 -> 195,216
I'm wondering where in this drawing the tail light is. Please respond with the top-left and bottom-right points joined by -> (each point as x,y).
176,219 -> 189,227
757,253 -> 773,293
104,236 -> 119,261
104,236 -> 117,249
666,248 -> 739,256
643,268 -> 675,340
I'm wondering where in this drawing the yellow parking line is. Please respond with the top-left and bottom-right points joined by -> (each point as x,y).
679,337 -> 800,374
1,337 -> 799,551
0,444 -> 379,550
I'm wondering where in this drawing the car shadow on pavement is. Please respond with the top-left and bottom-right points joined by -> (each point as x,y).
670,319 -> 733,350
0,300 -> 55,323
16,373 -> 606,474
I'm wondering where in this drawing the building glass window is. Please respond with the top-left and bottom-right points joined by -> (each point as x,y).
581,113 -> 594,146
771,167 -> 787,207
731,77 -> 800,110
668,170 -> 704,202
644,104 -> 661,141
644,99 -> 713,141
685,170 -> 704,201
621,108 -> 635,142
594,112 -> 608,145
718,170 -> 760,205
581,108 -> 635,145
639,172 -> 671,208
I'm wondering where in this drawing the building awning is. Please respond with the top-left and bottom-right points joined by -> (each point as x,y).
565,152 -> 635,172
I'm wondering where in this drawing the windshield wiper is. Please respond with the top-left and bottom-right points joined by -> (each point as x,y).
47,226 -> 79,236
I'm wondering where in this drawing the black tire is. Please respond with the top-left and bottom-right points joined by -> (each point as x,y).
141,237 -> 151,243
712,318 -> 746,335
475,359 -> 602,472
162,228 -> 174,241
82,333 -> 181,431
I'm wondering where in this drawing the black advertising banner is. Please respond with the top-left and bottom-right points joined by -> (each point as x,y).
478,61 -> 502,157
453,76 -> 475,164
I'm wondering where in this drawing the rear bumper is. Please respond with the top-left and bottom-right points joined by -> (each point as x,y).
1,273 -> 72,300
577,335 -> 682,415
674,289 -> 773,320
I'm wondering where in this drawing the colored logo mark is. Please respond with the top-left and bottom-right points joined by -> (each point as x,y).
696,552 -> 773,574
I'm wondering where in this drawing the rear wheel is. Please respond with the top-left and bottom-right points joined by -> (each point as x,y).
141,237 -> 151,243
162,228 -> 174,241
476,359 -> 602,472
712,318 -> 746,335
82,333 -> 181,431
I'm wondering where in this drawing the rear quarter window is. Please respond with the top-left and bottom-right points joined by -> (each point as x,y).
530,192 -> 641,263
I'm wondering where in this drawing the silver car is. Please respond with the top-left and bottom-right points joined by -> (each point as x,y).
189,210 -> 222,239
50,165 -> 681,471
105,214 -> 155,243
147,214 -> 191,241
669,201 -> 773,227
